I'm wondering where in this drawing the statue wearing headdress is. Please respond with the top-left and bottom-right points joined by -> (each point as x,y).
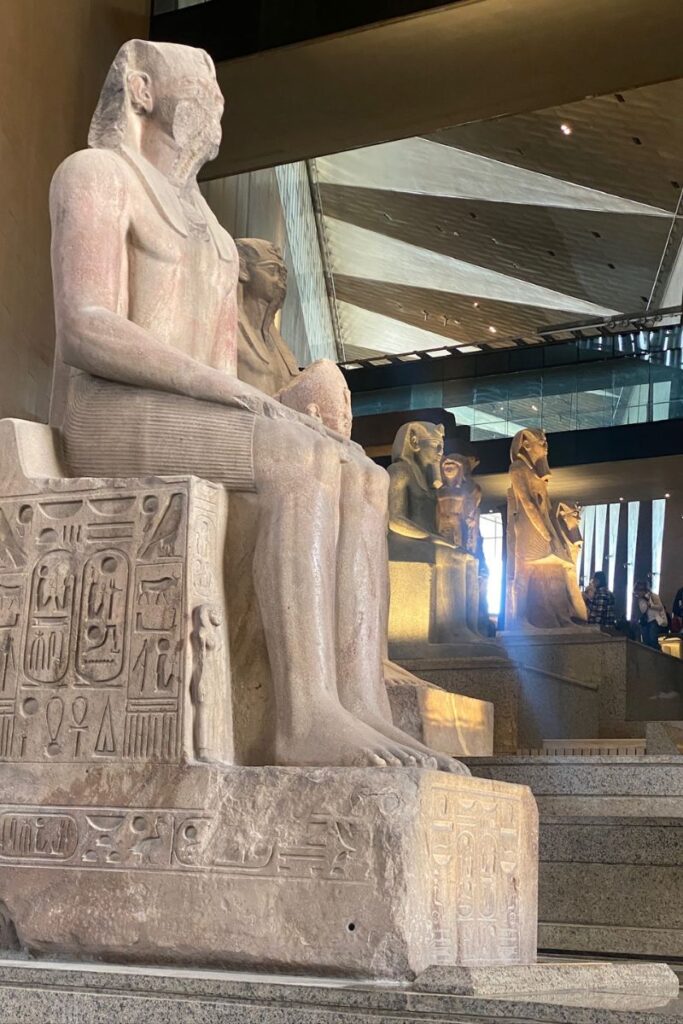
506,429 -> 587,629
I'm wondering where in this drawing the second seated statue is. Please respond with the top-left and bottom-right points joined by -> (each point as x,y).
235,235 -> 465,766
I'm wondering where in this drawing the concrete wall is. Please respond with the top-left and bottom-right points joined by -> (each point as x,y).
0,0 -> 149,423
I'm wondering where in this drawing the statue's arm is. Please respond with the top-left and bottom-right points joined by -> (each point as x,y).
50,150 -> 296,418
509,463 -> 552,542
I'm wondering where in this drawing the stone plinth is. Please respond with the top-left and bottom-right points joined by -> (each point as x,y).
385,671 -> 494,756
396,653 -> 521,754
0,765 -> 537,978
501,630 -> 683,746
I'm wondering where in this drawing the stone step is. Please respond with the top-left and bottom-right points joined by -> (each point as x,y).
518,739 -> 647,756
464,755 -> 683,960
0,958 -> 678,1024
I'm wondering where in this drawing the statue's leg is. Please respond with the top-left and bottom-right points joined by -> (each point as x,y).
251,418 -> 422,769
334,453 -> 469,774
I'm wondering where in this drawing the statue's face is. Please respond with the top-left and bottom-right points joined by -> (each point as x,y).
522,431 -> 550,479
246,256 -> 287,308
409,427 -> 444,489
160,67 -> 224,165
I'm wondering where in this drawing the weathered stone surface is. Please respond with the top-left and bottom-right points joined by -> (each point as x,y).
0,766 -> 537,977
0,38 -> 545,980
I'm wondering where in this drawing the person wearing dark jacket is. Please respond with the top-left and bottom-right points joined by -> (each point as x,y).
583,572 -> 616,628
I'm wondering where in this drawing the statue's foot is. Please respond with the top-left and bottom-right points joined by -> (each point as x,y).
357,711 -> 470,776
275,706 -> 435,769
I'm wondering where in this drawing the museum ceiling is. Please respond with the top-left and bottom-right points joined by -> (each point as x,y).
313,77 -> 683,361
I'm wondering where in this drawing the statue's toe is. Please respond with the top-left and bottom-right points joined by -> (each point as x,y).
441,756 -> 471,775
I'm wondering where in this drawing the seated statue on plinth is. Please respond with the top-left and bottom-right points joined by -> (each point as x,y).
0,40 -> 540,977
234,239 -> 472,754
439,452 -> 490,633
506,429 -> 587,629
388,423 -> 479,643
50,40 -> 460,774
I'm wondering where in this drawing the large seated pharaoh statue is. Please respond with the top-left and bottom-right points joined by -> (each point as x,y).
47,40 -> 462,774
506,428 -> 588,630
0,38 -> 544,978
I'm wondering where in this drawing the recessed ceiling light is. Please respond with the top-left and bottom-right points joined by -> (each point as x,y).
560,123 -> 573,136
473,301 -> 479,309
665,493 -> 671,498
488,326 -> 497,334
619,496 -> 625,501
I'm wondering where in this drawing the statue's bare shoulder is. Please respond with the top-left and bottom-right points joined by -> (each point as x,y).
50,148 -> 130,216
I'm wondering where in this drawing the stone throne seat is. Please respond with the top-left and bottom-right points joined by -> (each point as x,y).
0,415 -> 538,977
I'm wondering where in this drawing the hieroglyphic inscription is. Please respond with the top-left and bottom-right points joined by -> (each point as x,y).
189,481 -> 222,602
25,550 -> 75,684
0,805 -> 372,883
0,483 -> 191,764
77,550 -> 129,682
125,558 -> 183,760
428,786 -> 522,966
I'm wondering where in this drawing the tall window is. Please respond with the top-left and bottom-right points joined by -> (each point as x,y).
480,512 -> 504,619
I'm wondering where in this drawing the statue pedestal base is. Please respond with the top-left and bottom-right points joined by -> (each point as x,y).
0,764 -> 537,978
384,663 -> 494,756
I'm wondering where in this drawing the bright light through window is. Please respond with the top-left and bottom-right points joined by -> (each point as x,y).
480,512 -> 504,619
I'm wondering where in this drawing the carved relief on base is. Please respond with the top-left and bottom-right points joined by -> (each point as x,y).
0,478 -> 231,766
428,785 -> 525,966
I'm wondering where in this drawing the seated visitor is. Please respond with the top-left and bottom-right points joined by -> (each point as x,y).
583,572 -> 616,628
633,583 -> 668,649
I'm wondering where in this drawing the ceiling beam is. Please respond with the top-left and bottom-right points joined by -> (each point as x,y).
207,0 -> 683,178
